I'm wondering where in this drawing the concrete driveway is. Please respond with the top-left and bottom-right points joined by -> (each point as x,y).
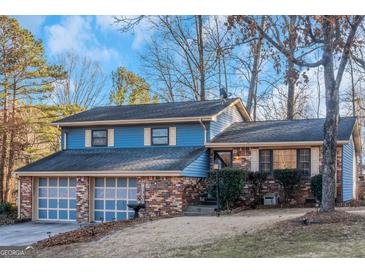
0,222 -> 80,246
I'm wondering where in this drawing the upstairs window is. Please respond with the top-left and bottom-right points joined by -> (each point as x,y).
151,128 -> 169,145
92,130 -> 107,147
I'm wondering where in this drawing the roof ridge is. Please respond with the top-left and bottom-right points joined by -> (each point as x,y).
92,97 -> 238,109
236,116 -> 356,123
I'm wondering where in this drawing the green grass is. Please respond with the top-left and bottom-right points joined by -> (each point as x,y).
165,218 -> 365,257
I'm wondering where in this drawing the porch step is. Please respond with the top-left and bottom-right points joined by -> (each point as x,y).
183,205 -> 217,216
200,200 -> 218,206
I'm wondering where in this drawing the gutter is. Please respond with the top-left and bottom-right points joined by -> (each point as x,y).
14,170 -> 182,177
17,176 -> 20,219
51,116 -> 214,127
205,140 -> 350,148
199,118 -> 207,145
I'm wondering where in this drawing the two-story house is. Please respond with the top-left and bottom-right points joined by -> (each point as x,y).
15,98 -> 361,222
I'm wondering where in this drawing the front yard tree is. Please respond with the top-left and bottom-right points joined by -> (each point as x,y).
0,16 -> 65,201
227,16 -> 364,212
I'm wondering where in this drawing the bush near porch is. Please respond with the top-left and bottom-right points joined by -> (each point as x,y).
208,168 -> 247,210
208,168 -> 316,209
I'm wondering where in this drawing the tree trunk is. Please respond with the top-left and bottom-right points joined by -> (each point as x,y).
0,71 -> 9,203
5,77 -> 17,202
286,59 -> 295,120
321,38 -> 338,212
196,15 -> 205,101
286,16 -> 297,120
246,17 -> 265,114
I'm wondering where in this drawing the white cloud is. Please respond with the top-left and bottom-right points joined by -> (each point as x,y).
95,16 -> 118,31
14,16 -> 46,37
45,16 -> 120,62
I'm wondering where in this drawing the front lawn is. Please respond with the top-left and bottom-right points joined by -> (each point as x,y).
166,210 -> 365,257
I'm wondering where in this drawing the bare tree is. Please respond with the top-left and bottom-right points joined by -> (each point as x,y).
228,15 -> 364,212
50,53 -> 107,109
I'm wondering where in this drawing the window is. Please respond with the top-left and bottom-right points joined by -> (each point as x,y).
214,151 -> 232,169
259,150 -> 272,174
151,128 -> 169,145
273,149 -> 296,169
92,130 -> 107,147
297,149 -> 311,176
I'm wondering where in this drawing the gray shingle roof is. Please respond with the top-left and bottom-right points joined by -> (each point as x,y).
16,147 -> 206,172
53,98 -> 239,123
211,117 -> 356,143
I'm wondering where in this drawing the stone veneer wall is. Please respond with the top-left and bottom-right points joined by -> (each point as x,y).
76,176 -> 90,222
210,146 -> 344,206
19,176 -> 32,219
137,176 -> 207,217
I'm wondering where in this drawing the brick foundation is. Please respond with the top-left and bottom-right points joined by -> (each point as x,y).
19,176 -> 32,219
137,176 -> 207,217
76,176 -> 90,222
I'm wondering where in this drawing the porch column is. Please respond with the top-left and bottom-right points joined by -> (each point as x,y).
19,176 -> 33,219
76,176 -> 90,222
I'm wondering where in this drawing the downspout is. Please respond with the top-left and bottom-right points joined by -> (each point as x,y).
17,175 -> 20,219
199,118 -> 207,145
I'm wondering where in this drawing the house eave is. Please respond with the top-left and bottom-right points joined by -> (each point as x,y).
51,116 -> 214,127
206,140 -> 349,148
14,170 -> 182,177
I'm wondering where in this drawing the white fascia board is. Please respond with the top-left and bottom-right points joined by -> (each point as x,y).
15,170 -> 182,177
205,140 -> 349,148
51,116 -> 213,127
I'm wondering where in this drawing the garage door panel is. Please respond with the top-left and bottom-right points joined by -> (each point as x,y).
94,177 -> 137,222
37,177 -> 77,221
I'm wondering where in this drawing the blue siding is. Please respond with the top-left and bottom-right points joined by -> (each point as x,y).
210,105 -> 244,140
63,128 -> 85,149
181,150 -> 210,177
342,138 -> 355,202
176,124 -> 205,146
114,126 -> 144,148
63,123 -> 205,149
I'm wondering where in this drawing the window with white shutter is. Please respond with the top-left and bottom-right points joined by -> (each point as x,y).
144,128 -> 151,146
169,127 -> 176,146
85,129 -> 91,147
108,129 -> 114,147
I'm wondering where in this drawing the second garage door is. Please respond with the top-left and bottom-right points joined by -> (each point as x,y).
94,177 -> 137,222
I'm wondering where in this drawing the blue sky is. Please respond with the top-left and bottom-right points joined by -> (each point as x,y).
15,16 -> 152,97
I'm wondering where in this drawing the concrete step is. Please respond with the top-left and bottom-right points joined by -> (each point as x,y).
200,200 -> 217,206
183,211 -> 216,216
183,205 -> 217,216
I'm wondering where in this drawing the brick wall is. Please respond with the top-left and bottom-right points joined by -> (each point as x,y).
76,176 -> 90,222
137,176 -> 207,217
210,145 -> 345,205
19,176 -> 32,219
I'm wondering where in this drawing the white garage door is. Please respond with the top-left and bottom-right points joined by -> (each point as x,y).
37,177 -> 77,221
94,177 -> 137,222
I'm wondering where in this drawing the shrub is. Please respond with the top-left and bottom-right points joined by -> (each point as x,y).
208,168 -> 247,210
247,171 -> 268,206
0,202 -> 13,214
310,174 -> 322,202
273,169 -> 303,203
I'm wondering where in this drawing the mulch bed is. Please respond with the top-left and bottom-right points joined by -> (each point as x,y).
295,209 -> 365,225
34,215 -> 180,250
